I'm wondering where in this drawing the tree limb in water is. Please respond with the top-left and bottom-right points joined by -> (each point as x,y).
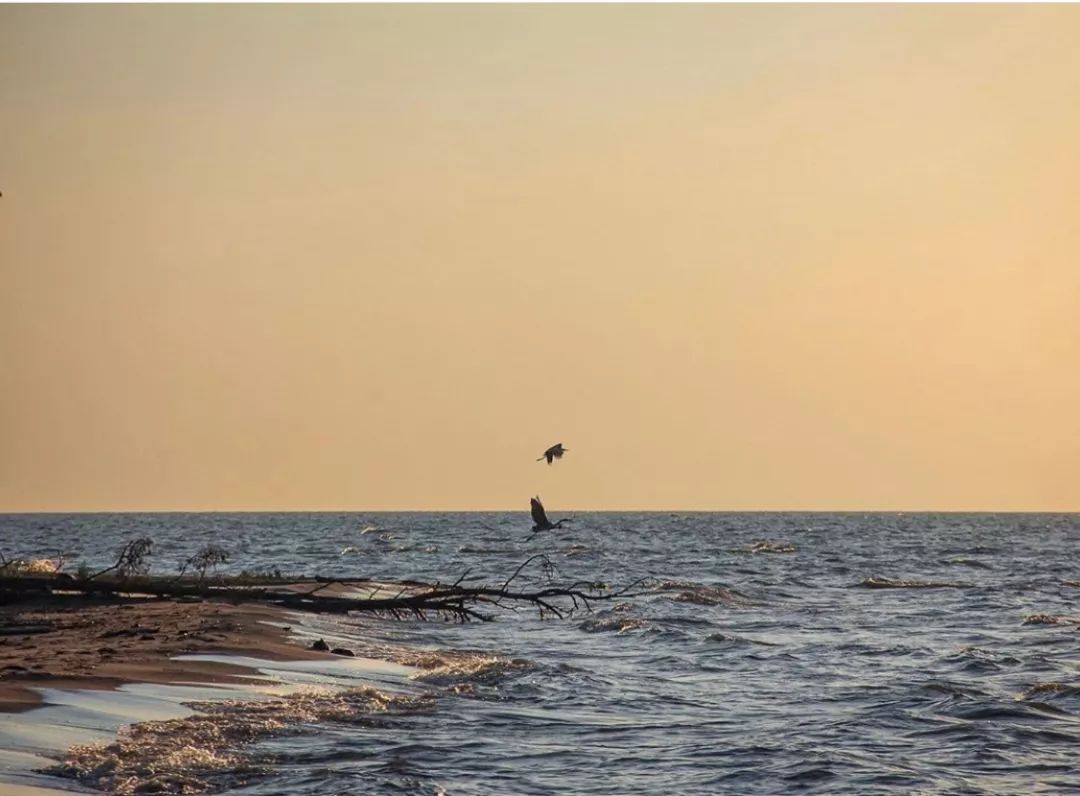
85,538 -> 154,582
0,557 -> 649,623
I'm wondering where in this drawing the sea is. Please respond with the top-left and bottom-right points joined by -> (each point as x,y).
1,512 -> 1079,795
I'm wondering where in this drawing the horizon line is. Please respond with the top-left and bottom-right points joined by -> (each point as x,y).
2,508 -> 1078,516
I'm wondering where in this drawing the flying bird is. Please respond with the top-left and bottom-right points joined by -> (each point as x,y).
530,495 -> 571,535
537,443 -> 568,465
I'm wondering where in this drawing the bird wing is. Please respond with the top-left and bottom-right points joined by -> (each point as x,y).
543,443 -> 565,462
530,497 -> 548,526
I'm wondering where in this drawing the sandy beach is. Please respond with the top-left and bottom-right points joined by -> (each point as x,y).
0,597 -> 327,713
0,593 -> 427,794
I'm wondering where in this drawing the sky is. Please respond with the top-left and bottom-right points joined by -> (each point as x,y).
1,5 -> 1078,512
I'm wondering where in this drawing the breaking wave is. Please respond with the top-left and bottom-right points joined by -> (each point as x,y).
558,544 -> 592,557
578,615 -> 651,634
1023,614 -> 1080,626
856,577 -> 971,589
1019,682 -> 1080,701
6,510 -> 1080,796
407,652 -> 535,686
651,579 -> 756,606
947,646 -> 1023,673
45,687 -> 433,795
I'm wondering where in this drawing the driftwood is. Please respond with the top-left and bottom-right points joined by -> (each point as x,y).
0,554 -> 647,623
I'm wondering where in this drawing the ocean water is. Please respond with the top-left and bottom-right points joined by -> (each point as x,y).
2,511 -> 1079,795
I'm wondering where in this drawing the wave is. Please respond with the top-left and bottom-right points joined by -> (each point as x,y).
410,656 -> 533,687
1019,682 -> 1080,701
651,580 -> 756,607
658,614 -> 718,628
946,646 -> 1022,673
578,615 -> 651,634
45,687 -> 433,795
391,544 -> 439,554
558,544 -> 591,556
1023,614 -> 1080,626
300,626 -> 535,691
945,702 -> 1069,722
705,632 -> 779,647
920,681 -> 991,700
745,541 -> 796,554
941,545 -> 1000,556
855,577 -> 971,589
940,557 -> 992,570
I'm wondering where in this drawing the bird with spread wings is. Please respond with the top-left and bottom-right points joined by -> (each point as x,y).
537,443 -> 567,465
530,495 -> 571,535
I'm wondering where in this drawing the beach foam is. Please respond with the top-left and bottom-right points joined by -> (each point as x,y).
46,686 -> 433,795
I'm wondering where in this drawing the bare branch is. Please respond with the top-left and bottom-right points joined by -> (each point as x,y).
86,538 -> 153,583
0,555 -> 647,624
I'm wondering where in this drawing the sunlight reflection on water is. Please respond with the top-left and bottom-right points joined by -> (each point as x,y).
2,511 -> 1079,794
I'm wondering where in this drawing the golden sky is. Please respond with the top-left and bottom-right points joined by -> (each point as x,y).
1,5 -> 1078,511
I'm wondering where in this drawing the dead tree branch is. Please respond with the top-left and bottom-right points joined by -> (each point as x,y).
0,557 -> 651,623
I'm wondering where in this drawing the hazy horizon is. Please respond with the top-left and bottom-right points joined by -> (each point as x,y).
2,5 -> 1078,513
1,508 -> 1077,516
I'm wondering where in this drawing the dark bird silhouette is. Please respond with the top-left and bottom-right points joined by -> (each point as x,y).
530,495 -> 571,534
537,443 -> 567,465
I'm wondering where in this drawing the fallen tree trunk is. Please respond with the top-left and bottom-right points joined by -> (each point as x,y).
0,557 -> 647,622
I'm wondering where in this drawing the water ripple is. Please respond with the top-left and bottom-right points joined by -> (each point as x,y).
2,511 -> 1078,794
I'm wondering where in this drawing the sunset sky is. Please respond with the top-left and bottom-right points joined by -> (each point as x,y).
1,5 -> 1078,512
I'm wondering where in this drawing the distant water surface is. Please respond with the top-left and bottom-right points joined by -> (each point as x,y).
1,512 -> 1079,795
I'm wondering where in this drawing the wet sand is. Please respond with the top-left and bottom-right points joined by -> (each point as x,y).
0,597 -> 327,713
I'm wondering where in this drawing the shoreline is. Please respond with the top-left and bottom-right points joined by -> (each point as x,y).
0,596 -> 329,714
0,594 -> 426,795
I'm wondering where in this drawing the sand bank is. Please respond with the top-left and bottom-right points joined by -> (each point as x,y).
0,597 -> 328,713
